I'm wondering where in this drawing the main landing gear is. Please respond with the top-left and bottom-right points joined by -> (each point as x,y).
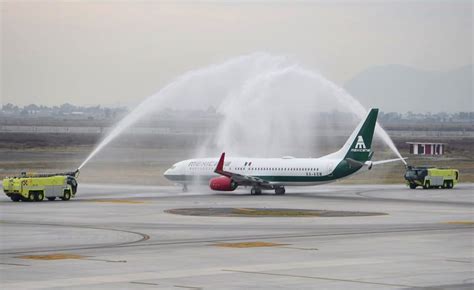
274,186 -> 286,195
182,184 -> 188,192
250,187 -> 262,195
250,186 -> 286,195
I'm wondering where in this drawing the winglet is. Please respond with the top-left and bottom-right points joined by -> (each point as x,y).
215,152 -> 225,173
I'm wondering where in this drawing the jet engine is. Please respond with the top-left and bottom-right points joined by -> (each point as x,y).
209,176 -> 238,191
366,161 -> 373,170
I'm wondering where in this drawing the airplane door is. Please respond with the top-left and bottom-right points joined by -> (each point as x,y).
327,163 -> 334,176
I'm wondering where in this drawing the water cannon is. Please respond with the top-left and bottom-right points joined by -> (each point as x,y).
64,169 -> 80,178
18,169 -> 80,178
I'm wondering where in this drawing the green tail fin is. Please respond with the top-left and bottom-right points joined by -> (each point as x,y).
340,108 -> 379,162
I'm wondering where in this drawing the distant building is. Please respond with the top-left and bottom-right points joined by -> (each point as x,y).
407,142 -> 445,155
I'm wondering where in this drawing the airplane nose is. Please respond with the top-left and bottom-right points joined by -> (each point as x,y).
163,168 -> 172,179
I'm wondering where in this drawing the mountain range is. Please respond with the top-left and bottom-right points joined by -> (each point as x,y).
344,64 -> 472,113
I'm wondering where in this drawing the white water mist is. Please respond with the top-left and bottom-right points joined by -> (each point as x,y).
79,53 -> 405,170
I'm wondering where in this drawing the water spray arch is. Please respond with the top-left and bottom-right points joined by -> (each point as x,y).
79,53 -> 405,171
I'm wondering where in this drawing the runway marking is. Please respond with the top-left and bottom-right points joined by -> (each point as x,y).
445,221 -> 474,225
222,269 -> 417,288
212,241 -> 288,248
90,199 -> 145,204
1,221 -> 468,256
17,253 -> 85,260
1,221 -> 150,255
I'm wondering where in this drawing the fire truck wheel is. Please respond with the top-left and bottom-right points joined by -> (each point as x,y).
35,192 -> 44,202
61,191 -> 71,201
423,181 -> 430,189
10,196 -> 20,202
27,192 -> 35,202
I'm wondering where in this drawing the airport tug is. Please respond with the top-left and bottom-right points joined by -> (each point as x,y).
2,170 -> 79,202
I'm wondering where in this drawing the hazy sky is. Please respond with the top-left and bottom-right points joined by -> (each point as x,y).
1,0 -> 472,106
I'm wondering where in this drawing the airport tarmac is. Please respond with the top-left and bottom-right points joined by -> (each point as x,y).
0,183 -> 473,289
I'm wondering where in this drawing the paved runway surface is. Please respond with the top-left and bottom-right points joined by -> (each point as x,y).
1,184 -> 473,289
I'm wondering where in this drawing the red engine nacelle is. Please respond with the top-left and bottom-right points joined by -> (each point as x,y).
209,176 -> 238,191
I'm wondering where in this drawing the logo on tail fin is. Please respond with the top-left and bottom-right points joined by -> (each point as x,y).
351,135 -> 370,152
355,136 -> 366,149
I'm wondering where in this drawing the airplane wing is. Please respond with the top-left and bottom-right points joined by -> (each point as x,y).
214,152 -> 273,188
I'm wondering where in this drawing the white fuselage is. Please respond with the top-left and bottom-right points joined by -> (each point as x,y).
164,108 -> 381,191
163,153 -> 353,187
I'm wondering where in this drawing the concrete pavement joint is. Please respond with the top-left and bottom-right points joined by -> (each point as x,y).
280,246 -> 319,251
445,259 -> 472,264
222,269 -> 420,288
85,258 -> 127,263
174,285 -> 202,289
0,262 -> 30,266
130,281 -> 159,286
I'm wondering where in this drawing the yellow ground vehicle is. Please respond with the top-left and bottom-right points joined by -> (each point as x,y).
2,170 -> 79,202
404,166 -> 459,189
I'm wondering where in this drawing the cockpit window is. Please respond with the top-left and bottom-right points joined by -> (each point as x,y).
170,165 -> 176,170
405,170 -> 416,177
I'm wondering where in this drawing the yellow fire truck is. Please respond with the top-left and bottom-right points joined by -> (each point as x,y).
404,166 -> 459,189
2,170 -> 79,202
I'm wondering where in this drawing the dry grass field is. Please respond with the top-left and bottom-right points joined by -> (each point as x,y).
0,130 -> 472,185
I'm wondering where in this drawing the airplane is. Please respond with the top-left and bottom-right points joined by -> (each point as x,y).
164,108 -> 405,195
